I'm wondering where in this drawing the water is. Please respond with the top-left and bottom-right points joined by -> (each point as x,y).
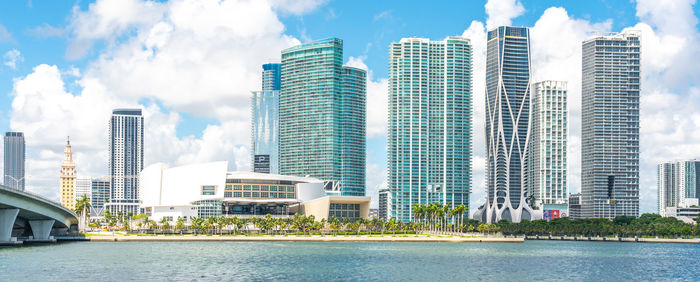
1,241 -> 698,281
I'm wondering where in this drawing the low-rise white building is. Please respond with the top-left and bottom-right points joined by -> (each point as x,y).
139,161 -> 370,223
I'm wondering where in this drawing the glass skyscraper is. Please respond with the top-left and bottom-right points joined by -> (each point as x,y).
581,31 -> 640,219
528,81 -> 568,211
107,108 -> 144,215
388,37 -> 473,222
252,63 -> 281,174
279,38 -> 366,196
3,132 -> 25,191
477,26 -> 537,223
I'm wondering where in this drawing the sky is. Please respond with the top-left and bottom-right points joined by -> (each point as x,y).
0,0 -> 699,215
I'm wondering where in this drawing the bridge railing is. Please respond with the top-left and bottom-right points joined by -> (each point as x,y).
0,184 -> 78,217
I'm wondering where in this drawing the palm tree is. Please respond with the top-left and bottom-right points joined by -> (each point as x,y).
73,195 -> 92,232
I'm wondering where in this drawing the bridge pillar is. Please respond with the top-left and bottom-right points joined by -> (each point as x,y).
29,219 -> 55,240
0,209 -> 19,242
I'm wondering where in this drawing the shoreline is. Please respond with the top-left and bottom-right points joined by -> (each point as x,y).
49,234 -> 700,244
79,234 -> 523,243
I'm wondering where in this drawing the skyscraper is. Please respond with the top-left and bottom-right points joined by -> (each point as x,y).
477,26 -> 537,223
107,109 -> 144,215
279,38 -> 366,196
657,160 -> 699,217
388,37 -> 473,222
60,138 -> 76,210
528,81 -> 568,213
262,63 -> 281,91
252,63 -> 281,174
4,132 -> 25,190
581,31 -> 640,219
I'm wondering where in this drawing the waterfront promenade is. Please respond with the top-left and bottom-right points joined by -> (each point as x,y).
84,234 -> 524,243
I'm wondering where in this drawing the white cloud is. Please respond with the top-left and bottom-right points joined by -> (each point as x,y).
484,0 -> 525,29
269,0 -> 327,15
346,56 -> 388,139
3,49 -> 23,69
28,23 -> 65,38
10,0 -> 321,200
0,24 -> 13,42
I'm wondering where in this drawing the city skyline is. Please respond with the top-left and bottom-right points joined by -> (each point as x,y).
0,0 -> 698,216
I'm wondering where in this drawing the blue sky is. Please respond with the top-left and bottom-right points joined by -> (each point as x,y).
0,0 -> 699,215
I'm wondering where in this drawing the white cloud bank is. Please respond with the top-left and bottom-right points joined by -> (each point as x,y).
11,0 -> 321,199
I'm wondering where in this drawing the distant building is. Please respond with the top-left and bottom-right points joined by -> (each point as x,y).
476,26 -> 539,223
568,193 -> 582,220
388,37 -> 473,222
378,188 -> 391,220
368,209 -> 379,219
252,63 -> 281,174
107,109 -> 144,215
581,31 -> 641,219
658,160 -> 699,222
91,177 -> 110,217
60,138 -> 77,210
75,178 -> 92,201
251,90 -> 279,174
280,38 -> 366,196
139,161 -> 370,222
529,81 -> 568,216
4,132 -> 25,191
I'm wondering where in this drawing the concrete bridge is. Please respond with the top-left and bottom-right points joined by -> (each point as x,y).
0,184 -> 78,245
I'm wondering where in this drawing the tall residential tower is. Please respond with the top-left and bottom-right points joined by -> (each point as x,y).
581,31 -> 640,219
388,37 -> 473,222
477,26 -> 537,223
528,81 -> 568,214
252,63 -> 281,174
279,38 -> 366,196
4,132 -> 25,190
107,109 -> 144,215
657,160 -> 699,217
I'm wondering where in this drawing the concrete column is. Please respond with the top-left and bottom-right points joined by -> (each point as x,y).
29,219 -> 55,240
0,209 -> 20,242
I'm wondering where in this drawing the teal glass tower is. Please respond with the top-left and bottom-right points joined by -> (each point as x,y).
279,38 -> 366,196
388,37 -> 473,222
476,26 -> 537,223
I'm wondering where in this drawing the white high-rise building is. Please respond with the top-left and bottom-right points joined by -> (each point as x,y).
75,178 -> 92,201
658,160 -> 700,219
107,109 -> 144,215
528,81 -> 568,213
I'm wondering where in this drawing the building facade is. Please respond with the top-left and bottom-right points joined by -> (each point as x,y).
75,178 -> 92,201
477,26 -> 538,223
581,31 -> 640,219
60,138 -> 76,210
658,160 -> 699,219
140,161 -> 370,222
107,109 -> 144,215
378,188 -> 391,220
568,193 -> 582,220
252,63 -> 282,174
529,81 -> 568,212
251,90 -> 279,174
90,177 -> 110,217
4,132 -> 25,190
279,38 -> 366,196
262,63 -> 281,91
388,37 -> 473,222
